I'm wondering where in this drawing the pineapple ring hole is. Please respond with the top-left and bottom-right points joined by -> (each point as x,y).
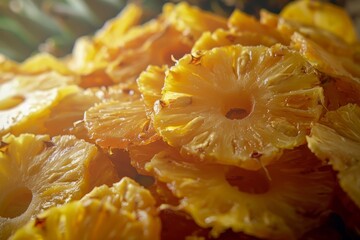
0,95 -> 25,110
0,186 -> 33,218
223,94 -> 254,120
225,167 -> 270,194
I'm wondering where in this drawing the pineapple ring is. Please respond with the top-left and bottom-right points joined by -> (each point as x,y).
280,0 -> 358,44
84,99 -> 159,149
11,177 -> 160,240
307,104 -> 360,208
146,147 -> 335,239
0,72 -> 78,136
0,134 -> 118,239
154,44 -> 323,169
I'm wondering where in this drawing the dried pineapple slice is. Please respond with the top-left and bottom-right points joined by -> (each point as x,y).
137,65 -> 167,110
85,99 -> 159,149
154,44 -> 323,169
163,2 -> 227,41
260,9 -> 355,58
0,134 -> 118,239
146,147 -> 335,239
291,32 -> 360,79
94,4 -> 143,48
307,104 -> 360,208
11,177 -> 160,240
228,9 -> 286,45
280,0 -> 358,44
193,29 -> 278,52
19,53 -> 73,76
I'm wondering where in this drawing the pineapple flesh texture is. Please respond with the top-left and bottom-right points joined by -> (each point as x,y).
84,99 -> 159,149
0,71 -> 79,136
146,147 -> 335,239
154,44 -> 324,169
280,0 -> 358,44
0,133 -> 118,239
11,177 -> 160,240
307,104 -> 360,208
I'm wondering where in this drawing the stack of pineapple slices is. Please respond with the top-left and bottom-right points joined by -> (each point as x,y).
1,0 -> 360,239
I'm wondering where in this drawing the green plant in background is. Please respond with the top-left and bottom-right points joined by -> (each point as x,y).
0,0 -> 346,62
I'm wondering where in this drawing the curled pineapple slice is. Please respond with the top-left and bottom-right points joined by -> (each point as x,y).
0,134 -> 118,239
0,72 -> 78,136
227,9 -> 286,45
193,29 -> 278,52
163,2 -> 227,41
11,177 -> 160,240
137,65 -> 167,110
146,147 -> 335,239
280,0 -> 358,44
307,104 -> 360,208
85,99 -> 159,149
154,44 -> 323,169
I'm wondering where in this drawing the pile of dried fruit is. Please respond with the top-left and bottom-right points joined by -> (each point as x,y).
1,0 -> 360,239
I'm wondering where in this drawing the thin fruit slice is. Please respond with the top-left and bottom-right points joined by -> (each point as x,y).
19,53 -> 73,76
280,0 -> 358,44
0,86 -> 78,136
192,29 -> 278,52
228,9 -> 286,45
260,9 -> 355,58
137,65 -> 167,110
146,147 -> 335,239
0,134 -> 118,239
307,104 -> 360,208
164,2 -> 227,41
291,32 -> 360,80
11,177 -> 160,240
85,99 -> 159,149
94,4 -> 143,48
154,44 -> 323,169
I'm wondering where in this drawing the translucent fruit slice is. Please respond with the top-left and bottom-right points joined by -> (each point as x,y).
280,0 -> 358,44
0,134 -> 118,239
11,177 -> 160,240
94,4 -> 143,48
163,2 -> 227,41
192,29 -> 278,52
146,147 -> 335,239
307,104 -> 360,208
0,86 -> 78,136
154,44 -> 324,169
227,9 -> 286,45
85,99 -> 159,149
137,65 -> 167,110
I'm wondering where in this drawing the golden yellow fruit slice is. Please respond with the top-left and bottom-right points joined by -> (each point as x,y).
193,29 -> 278,52
137,65 -> 167,110
11,178 -> 160,240
154,44 -> 323,169
146,147 -> 335,239
228,9 -> 286,44
94,4 -> 143,48
0,134 -> 118,239
307,104 -> 360,208
164,2 -> 227,41
280,0 -> 358,44
85,99 -> 159,149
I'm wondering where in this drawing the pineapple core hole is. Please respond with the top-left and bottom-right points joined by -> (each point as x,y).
226,167 -> 270,194
0,96 -> 25,110
224,95 -> 253,120
0,186 -> 32,218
